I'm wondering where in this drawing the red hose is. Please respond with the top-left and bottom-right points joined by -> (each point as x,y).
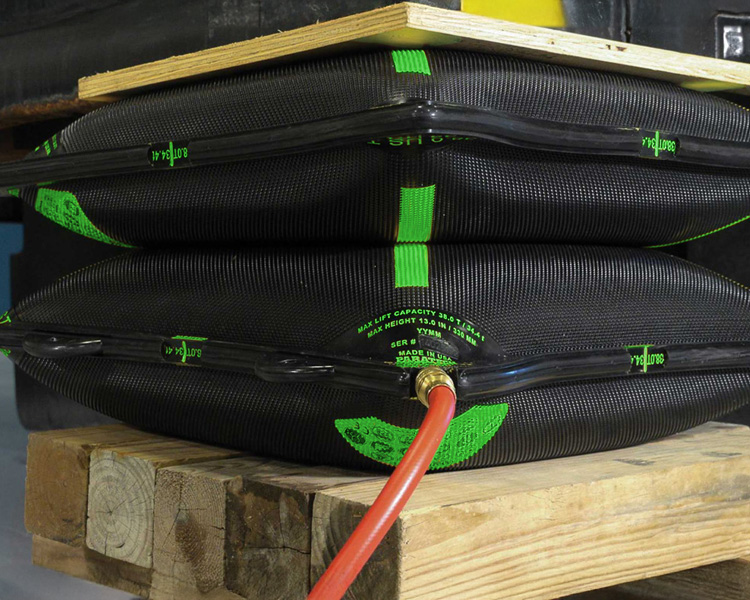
308,384 -> 457,600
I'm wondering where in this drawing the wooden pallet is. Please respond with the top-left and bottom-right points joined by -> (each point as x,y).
26,422 -> 750,599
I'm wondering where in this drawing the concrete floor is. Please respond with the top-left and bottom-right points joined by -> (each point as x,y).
0,359 -> 134,600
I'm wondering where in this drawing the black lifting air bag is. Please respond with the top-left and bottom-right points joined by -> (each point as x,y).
2,244 -> 750,471
4,49 -> 750,248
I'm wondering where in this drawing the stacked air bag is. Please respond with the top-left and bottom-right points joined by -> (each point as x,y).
2,50 -> 750,469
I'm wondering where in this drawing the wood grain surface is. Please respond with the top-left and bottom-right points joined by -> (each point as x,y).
312,422 -> 750,599
26,422 -> 750,599
86,438 -> 242,568
78,2 -> 750,100
25,424 -> 161,546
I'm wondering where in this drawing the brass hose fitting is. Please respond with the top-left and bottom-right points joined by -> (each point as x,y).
415,366 -> 456,408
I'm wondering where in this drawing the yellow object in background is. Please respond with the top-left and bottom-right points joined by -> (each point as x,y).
680,79 -> 746,93
462,0 -> 566,28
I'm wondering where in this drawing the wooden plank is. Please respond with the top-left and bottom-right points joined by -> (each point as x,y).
570,557 -> 750,600
25,424 -> 163,546
311,422 -> 750,600
33,526 -> 750,600
32,535 -> 151,598
0,97 -> 107,131
27,422 -> 750,599
402,3 -> 750,90
86,438 -> 243,568
78,2 -> 750,101
151,456 -> 378,600
77,4 -> 410,100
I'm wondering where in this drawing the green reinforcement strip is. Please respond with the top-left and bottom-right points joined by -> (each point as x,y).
7,188 -> 18,198
394,244 -> 429,288
647,214 -> 750,248
0,349 -> 10,358
336,403 -> 509,469
397,185 -> 435,243
0,311 -> 10,326
392,49 -> 431,75
172,336 -> 208,341
35,188 -> 133,248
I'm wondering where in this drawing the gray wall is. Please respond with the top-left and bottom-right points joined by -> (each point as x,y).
0,224 -> 22,310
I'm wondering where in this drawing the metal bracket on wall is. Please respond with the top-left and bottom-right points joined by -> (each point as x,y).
716,14 -> 750,61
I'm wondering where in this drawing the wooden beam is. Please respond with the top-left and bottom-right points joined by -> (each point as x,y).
151,457 -> 377,600
85,438 -> 243,568
78,2 -> 750,101
27,423 -> 750,599
0,97 -> 107,131
311,422 -> 750,600
32,536 -> 151,598
25,424 -> 163,546
595,557 -> 750,600
33,532 -> 750,600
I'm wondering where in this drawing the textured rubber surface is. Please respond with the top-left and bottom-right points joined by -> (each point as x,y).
55,51 -> 750,150
19,49 -> 750,247
23,144 -> 750,248
6,245 -> 750,470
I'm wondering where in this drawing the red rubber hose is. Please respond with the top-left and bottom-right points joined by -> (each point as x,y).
308,384 -> 457,600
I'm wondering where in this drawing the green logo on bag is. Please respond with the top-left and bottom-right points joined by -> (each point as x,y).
336,403 -> 508,469
161,336 -> 207,365
625,344 -> 668,373
641,130 -> 678,158
148,140 -> 190,168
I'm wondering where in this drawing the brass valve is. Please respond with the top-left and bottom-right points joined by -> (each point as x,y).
415,366 -> 456,408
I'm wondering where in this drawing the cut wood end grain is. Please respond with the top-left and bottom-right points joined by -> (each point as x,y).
25,424 -> 162,546
152,456 -> 376,600
85,438 -> 243,568
26,422 -> 750,600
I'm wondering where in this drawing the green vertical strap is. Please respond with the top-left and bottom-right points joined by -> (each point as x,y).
397,185 -> 435,243
394,244 -> 429,288
34,188 -> 134,248
392,49 -> 432,75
